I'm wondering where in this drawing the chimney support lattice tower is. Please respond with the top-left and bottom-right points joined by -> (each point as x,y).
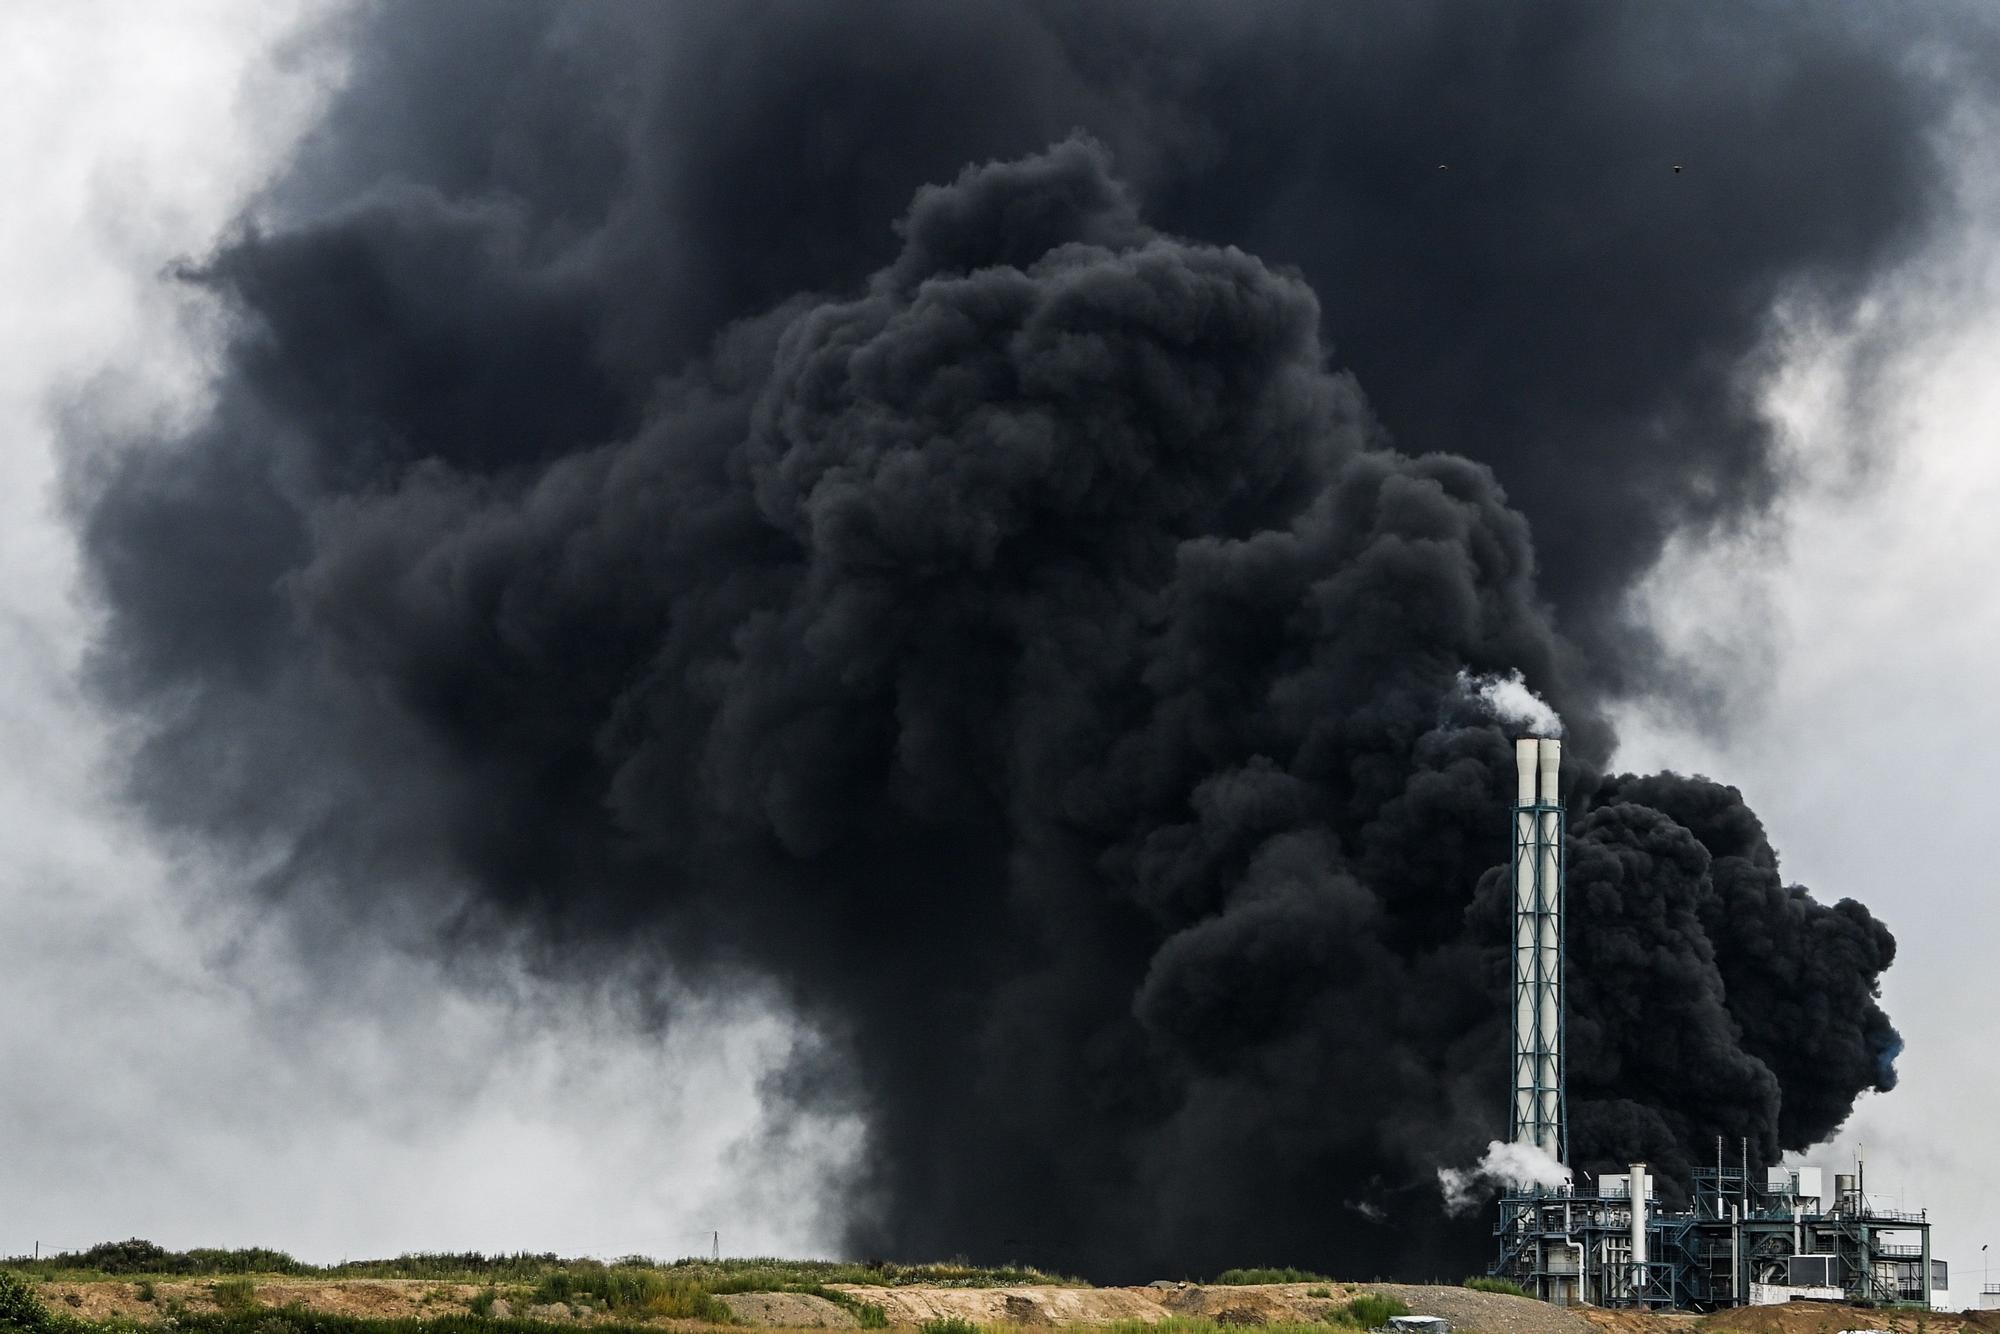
1511,737 -> 1566,1166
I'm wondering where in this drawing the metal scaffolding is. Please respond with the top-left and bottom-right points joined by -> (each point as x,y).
1509,737 -> 1565,1164
1487,736 -> 1939,1312
1494,1149 -> 1939,1310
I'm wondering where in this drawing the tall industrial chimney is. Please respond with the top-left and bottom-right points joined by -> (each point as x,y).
1510,736 -> 1565,1165
1630,1162 -> 1650,1295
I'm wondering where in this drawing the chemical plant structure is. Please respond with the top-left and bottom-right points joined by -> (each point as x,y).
1488,737 -> 1944,1311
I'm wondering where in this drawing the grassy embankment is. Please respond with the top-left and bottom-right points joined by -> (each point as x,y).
0,1244 -> 1085,1328
0,1242 -> 1416,1334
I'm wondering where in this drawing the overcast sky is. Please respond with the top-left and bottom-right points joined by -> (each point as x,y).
1614,108 -> 2000,1287
4,0 -> 1997,1291
0,0 -> 853,1263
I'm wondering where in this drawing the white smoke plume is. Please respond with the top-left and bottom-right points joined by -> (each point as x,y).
1456,668 -> 1564,738
1437,1139 -> 1574,1216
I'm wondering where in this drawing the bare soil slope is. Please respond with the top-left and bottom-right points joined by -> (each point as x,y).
1582,1304 -> 2000,1334
54,1278 -> 1929,1334
39,1280 -> 489,1322
823,1280 -> 1584,1331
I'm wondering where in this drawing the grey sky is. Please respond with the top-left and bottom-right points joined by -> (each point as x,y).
4,0 -> 1996,1290
1613,102 -> 2000,1290
0,0 -> 850,1263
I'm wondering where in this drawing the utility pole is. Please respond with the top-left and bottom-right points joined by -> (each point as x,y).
713,1232 -> 719,1263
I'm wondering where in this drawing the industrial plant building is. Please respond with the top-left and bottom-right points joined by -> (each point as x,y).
1489,738 -> 1943,1311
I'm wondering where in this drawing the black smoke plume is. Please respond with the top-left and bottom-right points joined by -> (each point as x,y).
70,0 -> 1964,1279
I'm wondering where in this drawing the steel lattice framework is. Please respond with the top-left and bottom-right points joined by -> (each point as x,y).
1510,740 -> 1566,1165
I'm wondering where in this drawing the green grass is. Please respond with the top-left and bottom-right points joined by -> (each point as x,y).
917,1320 -> 981,1334
0,1268 -> 64,1334
0,1244 -> 1434,1334
1338,1293 -> 1410,1328
527,1269 -> 728,1322
657,1258 -> 1079,1290
207,1281 -> 259,1315
3,1242 -> 311,1281
1463,1276 -> 1530,1298
1209,1268 -> 1334,1286
0,1245 -> 1078,1292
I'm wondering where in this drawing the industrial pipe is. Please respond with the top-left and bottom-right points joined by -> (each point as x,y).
1631,1162 -> 1649,1301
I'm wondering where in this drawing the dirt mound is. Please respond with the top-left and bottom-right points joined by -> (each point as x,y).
1577,1305 -> 1702,1334
1371,1285 -> 1596,1334
833,1284 -> 1167,1325
1581,1301 -> 2000,1334
826,1281 -> 1593,1331
1691,1305 -> 1999,1334
37,1280 -> 485,1322
718,1293 -> 856,1327
32,1275 -> 1790,1332
1155,1283 -> 1323,1325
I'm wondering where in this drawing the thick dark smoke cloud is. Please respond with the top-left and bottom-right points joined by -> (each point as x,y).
68,0 -> 1964,1279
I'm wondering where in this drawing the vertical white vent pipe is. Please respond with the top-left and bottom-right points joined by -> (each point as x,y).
1631,1162 -> 1649,1298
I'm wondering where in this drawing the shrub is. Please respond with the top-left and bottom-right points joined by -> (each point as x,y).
76,1241 -> 172,1276
211,1281 -> 261,1314
644,1283 -> 732,1322
855,1304 -> 889,1329
1211,1269 -> 1333,1286
186,1251 -> 307,1278
1306,1288 -> 1333,1300
919,1319 -> 981,1334
527,1266 -> 727,1321
2,1240 -> 309,1280
136,1283 -> 157,1304
1339,1293 -> 1410,1329
1462,1277 -> 1528,1298
0,1270 -> 57,1334
466,1290 -> 497,1319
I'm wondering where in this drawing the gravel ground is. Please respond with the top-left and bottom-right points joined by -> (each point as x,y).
1370,1285 -> 1599,1334
34,1276 -> 1622,1330
830,1282 -> 1602,1331
718,1292 -> 858,1327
